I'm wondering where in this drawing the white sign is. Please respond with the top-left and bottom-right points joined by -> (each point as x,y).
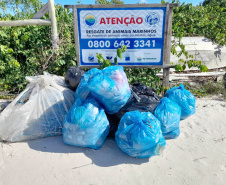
76,7 -> 166,66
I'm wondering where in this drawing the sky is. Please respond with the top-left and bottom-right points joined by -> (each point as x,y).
42,0 -> 201,6
2,0 -> 201,15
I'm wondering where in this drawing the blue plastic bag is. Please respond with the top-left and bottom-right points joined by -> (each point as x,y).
154,97 -> 181,139
165,84 -> 196,120
74,68 -> 101,100
165,128 -> 180,139
88,66 -> 131,114
115,110 -> 166,158
63,97 -> 109,150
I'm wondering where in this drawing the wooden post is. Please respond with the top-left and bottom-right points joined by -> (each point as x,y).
162,3 -> 173,88
48,0 -> 59,49
72,6 -> 80,67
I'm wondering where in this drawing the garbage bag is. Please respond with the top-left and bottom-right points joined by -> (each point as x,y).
63,97 -> 109,150
114,82 -> 161,118
0,73 -> 75,142
106,113 -> 120,138
64,66 -> 84,91
165,84 -> 196,120
87,66 -> 131,114
132,82 -> 160,97
74,68 -> 101,100
165,128 -> 180,139
106,83 -> 161,137
115,110 -> 166,158
154,97 -> 181,139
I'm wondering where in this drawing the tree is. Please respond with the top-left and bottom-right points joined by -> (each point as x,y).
95,0 -> 124,4
0,2 -> 76,92
112,0 -> 124,4
0,0 -> 43,17
202,0 -> 226,7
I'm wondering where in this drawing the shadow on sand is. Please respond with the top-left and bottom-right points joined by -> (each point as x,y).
27,136 -> 149,167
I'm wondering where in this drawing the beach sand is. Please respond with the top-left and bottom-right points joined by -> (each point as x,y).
0,98 -> 226,185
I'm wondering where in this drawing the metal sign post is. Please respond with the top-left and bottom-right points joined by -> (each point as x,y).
65,3 -> 179,87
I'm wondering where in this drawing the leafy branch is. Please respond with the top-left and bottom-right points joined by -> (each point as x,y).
96,45 -> 127,69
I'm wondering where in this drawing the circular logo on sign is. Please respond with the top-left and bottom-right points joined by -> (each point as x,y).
145,13 -> 160,26
84,14 -> 96,27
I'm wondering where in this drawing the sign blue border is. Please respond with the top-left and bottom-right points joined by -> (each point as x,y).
77,7 -> 166,66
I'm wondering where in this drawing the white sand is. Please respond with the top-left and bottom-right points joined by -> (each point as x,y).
0,98 -> 226,185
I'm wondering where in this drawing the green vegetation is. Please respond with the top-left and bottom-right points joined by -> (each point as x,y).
95,0 -> 124,4
184,81 -> 226,99
167,0 -> 225,72
0,0 -> 225,95
96,46 -> 127,69
0,1 -> 76,92
172,0 -> 226,46
202,0 -> 226,7
125,68 -> 163,94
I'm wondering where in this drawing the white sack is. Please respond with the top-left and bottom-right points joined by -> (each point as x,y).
0,72 -> 74,142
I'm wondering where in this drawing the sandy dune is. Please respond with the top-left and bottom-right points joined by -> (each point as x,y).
0,98 -> 226,185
